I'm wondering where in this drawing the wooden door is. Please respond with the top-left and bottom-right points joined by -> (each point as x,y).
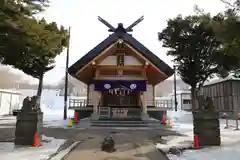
102,90 -> 139,107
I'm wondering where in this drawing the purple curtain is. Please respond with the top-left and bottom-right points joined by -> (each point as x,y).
94,80 -> 146,91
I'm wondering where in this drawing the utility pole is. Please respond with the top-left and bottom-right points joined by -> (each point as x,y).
64,27 -> 71,120
174,65 -> 177,111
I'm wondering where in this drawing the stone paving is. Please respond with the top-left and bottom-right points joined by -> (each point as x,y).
0,116 -> 177,159
64,129 -> 176,160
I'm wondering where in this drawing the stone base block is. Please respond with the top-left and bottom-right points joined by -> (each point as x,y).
141,112 -> 150,121
91,112 -> 100,120
193,111 -> 221,146
15,111 -> 43,146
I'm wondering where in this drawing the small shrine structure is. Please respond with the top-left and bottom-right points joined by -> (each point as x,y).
68,16 -> 174,121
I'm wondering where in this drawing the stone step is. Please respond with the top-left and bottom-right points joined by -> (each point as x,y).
91,123 -> 166,128
91,122 -> 160,125
91,120 -> 161,123
91,120 -> 147,124
91,122 -> 161,126
91,120 -> 164,128
91,124 -> 147,127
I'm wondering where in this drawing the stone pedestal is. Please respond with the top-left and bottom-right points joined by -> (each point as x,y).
193,111 -> 221,146
91,112 -> 100,120
15,111 -> 43,146
141,112 -> 150,121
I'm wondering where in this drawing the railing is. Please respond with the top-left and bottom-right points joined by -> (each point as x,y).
69,98 -> 173,110
68,98 -> 91,109
147,100 -> 173,110
99,107 -> 110,118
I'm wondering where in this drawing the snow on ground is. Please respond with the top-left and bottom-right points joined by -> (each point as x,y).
0,90 -> 78,160
0,135 -> 66,160
18,89 -> 78,122
0,89 -> 84,127
0,116 -> 17,124
157,110 -> 240,160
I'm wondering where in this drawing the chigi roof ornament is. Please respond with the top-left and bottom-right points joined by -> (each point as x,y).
98,16 -> 144,33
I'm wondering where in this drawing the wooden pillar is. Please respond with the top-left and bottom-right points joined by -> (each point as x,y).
141,92 -> 147,113
90,84 -> 100,120
86,84 -> 90,105
152,84 -> 155,106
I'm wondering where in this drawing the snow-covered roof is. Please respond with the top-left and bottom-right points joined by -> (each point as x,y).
204,76 -> 240,86
0,89 -> 22,95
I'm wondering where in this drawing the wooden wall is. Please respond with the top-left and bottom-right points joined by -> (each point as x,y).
200,80 -> 240,118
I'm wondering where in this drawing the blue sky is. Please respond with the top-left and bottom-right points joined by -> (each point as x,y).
12,0 -> 227,84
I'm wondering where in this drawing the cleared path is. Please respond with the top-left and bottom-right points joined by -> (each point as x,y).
64,129 -> 172,160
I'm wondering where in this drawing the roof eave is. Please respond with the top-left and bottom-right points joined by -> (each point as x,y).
68,31 -> 174,79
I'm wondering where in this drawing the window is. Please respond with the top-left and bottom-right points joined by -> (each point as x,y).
183,99 -> 191,104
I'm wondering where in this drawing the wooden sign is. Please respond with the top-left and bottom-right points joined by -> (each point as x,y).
112,109 -> 128,117
108,88 -> 133,96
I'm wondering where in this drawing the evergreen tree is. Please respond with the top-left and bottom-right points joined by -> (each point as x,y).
0,0 -> 69,108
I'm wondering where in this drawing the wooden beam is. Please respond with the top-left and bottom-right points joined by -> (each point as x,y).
123,45 -> 145,64
142,70 -> 147,79
124,43 -> 168,78
144,62 -> 149,69
76,42 -> 118,76
95,69 -> 100,78
95,40 -> 127,65
75,66 -> 95,84
95,65 -> 144,70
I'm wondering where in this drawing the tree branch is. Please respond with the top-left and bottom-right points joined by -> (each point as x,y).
220,0 -> 235,8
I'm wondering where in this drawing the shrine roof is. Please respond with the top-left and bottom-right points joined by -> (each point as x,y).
68,24 -> 174,78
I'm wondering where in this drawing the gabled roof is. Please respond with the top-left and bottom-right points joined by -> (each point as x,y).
68,24 -> 174,77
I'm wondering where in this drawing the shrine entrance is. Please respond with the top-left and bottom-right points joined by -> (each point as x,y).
100,89 -> 141,120
95,80 -> 146,120
102,89 -> 139,107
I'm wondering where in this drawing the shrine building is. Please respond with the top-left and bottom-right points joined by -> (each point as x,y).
68,17 -> 174,121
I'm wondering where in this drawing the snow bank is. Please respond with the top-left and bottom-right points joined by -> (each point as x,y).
180,143 -> 240,160
158,127 -> 240,160
41,96 -> 74,122
158,111 -> 240,160
156,136 -> 192,153
167,110 -> 193,124
0,89 -> 84,128
0,116 -> 16,124
167,110 -> 193,135
17,89 -> 80,121
0,135 -> 66,160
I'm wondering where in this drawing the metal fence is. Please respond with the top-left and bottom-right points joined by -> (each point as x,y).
148,100 -> 173,110
69,98 -> 89,109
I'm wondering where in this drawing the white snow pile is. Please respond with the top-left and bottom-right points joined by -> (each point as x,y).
0,116 -> 16,124
41,96 -> 74,121
20,89 -> 75,121
0,135 -> 66,160
17,89 -> 83,122
157,111 -> 240,160
156,136 -> 192,153
0,89 -> 82,129
156,111 -> 193,153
